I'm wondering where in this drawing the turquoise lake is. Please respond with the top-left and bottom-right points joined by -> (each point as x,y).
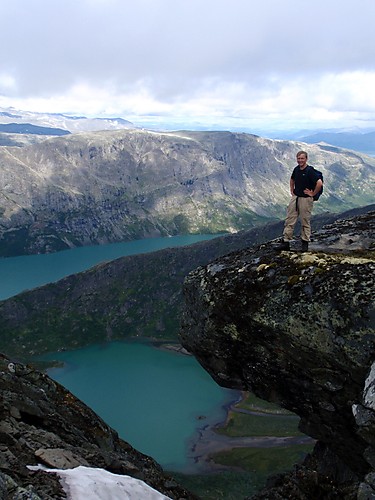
0,233 -> 220,300
43,342 -> 234,472
0,234 -> 237,471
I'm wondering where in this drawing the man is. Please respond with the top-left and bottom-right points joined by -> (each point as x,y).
277,151 -> 323,252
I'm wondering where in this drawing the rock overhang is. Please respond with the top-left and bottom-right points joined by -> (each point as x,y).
180,212 -> 375,482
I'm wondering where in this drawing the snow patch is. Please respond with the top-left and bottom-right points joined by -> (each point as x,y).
27,465 -> 172,500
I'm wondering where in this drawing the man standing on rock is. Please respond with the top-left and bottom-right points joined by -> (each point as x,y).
276,151 -> 323,252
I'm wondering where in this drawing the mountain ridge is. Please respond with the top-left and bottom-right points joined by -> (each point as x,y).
299,130 -> 375,155
1,128 -> 374,256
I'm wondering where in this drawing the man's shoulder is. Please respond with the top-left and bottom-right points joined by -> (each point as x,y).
306,165 -> 318,176
291,165 -> 299,176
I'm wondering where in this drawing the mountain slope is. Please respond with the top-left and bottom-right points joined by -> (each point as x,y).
1,129 -> 374,256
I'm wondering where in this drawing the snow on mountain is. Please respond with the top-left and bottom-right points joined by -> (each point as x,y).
28,466 -> 172,500
0,107 -> 136,132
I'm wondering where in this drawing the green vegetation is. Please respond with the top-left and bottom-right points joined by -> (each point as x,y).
171,393 -> 314,499
173,442 -> 313,499
215,392 -> 303,438
205,393 -> 313,497
212,443 -> 313,473
186,443 -> 310,497
236,392 -> 293,415
172,470 -> 265,500
215,411 -> 302,438
172,214 -> 191,233
0,227 -> 29,257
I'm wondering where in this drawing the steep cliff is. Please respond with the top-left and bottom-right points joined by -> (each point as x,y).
1,129 -> 374,255
180,212 -> 375,498
0,353 -> 196,499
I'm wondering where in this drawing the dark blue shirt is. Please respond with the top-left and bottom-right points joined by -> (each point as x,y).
291,165 -> 319,197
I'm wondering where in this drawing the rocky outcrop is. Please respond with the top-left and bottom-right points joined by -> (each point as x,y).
0,353 -> 196,499
1,129 -> 374,255
180,211 -> 375,498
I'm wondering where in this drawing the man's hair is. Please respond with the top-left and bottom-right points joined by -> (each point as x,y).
296,151 -> 308,158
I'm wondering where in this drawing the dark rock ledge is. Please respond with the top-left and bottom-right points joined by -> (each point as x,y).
0,353 -> 197,499
180,211 -> 375,499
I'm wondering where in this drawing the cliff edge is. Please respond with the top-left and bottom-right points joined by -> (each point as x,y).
180,211 -> 375,499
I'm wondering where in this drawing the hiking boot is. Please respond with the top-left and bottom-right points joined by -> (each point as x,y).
301,240 -> 309,252
275,240 -> 290,251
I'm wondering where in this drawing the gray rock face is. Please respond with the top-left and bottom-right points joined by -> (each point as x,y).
180,211 -> 375,498
0,129 -> 374,255
0,353 -> 196,499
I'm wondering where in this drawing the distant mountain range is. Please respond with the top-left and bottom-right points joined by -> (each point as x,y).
0,107 -> 135,133
1,106 -> 375,156
298,131 -> 375,155
0,122 -> 70,136
0,107 -> 374,257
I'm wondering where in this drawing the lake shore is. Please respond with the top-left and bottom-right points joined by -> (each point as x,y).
182,391 -> 314,474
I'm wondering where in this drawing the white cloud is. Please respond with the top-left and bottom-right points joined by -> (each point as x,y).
0,73 -> 17,92
1,0 -> 375,131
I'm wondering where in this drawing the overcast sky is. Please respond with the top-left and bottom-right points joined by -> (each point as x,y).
1,0 -> 375,132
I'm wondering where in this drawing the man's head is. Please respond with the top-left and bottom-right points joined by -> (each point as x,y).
296,151 -> 308,168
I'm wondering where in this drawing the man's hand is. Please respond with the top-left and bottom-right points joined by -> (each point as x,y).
304,179 -> 323,197
304,188 -> 314,197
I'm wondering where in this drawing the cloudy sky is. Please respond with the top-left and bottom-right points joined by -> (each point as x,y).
1,0 -> 375,133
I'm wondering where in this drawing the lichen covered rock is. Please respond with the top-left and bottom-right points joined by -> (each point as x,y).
180,211 -> 375,498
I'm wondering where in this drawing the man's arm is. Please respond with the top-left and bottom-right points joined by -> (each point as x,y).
304,179 -> 323,198
290,178 -> 295,196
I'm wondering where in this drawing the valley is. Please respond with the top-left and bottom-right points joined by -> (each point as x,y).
0,117 -> 374,499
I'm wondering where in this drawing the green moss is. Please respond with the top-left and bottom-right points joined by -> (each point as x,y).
288,275 -> 301,285
171,442 -> 314,499
237,392 -> 293,415
211,443 -> 314,474
314,267 -> 326,274
223,323 -> 240,340
215,412 -> 302,438
171,470 -> 263,500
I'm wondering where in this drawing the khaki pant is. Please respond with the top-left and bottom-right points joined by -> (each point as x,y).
283,195 -> 314,242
